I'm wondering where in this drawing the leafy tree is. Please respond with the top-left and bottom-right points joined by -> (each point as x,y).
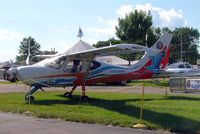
94,10 -> 200,65
152,27 -> 172,41
36,50 -> 58,62
115,10 -> 157,65
16,36 -> 41,64
93,38 -> 121,48
170,27 -> 199,64
40,50 -> 57,55
115,10 -> 154,45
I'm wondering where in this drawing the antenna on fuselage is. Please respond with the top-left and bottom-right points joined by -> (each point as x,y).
77,27 -> 83,40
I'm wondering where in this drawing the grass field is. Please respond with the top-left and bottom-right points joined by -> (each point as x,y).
130,79 -> 169,87
0,91 -> 200,133
0,81 -> 17,84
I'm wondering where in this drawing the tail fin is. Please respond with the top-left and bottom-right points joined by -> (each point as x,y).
151,33 -> 172,54
146,33 -> 173,70
160,47 -> 170,69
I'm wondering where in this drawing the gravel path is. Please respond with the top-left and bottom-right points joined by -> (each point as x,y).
0,83 -> 170,95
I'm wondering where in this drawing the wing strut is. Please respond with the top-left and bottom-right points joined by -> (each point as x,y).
80,57 -> 94,102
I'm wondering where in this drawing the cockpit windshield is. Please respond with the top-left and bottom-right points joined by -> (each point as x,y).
36,55 -> 66,69
185,64 -> 192,68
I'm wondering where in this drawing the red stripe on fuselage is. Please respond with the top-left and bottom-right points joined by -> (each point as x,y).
38,73 -> 85,85
86,60 -> 153,85
38,73 -> 85,78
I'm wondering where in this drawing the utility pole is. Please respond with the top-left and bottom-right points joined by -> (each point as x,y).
180,33 -> 183,62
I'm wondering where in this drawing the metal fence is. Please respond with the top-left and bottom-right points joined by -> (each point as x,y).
170,77 -> 200,93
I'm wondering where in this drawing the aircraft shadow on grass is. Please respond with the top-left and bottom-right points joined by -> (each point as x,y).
32,94 -> 200,133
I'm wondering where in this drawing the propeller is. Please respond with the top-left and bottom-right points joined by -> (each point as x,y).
6,67 -> 18,82
3,60 -> 18,82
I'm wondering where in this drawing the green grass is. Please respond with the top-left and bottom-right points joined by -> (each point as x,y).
0,81 -> 17,84
0,91 -> 200,133
129,79 -> 169,87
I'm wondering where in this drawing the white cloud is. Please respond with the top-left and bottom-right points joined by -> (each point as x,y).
97,17 -> 117,27
85,3 -> 187,43
0,50 -> 18,62
0,29 -> 24,61
116,3 -> 187,28
0,29 -> 23,41
56,44 -> 72,54
48,26 -> 70,35
158,9 -> 187,27
86,17 -> 117,38
85,38 -> 98,45
116,4 -> 134,18
87,27 -> 115,36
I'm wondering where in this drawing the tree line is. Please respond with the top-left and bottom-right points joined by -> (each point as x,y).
16,10 -> 200,65
94,10 -> 200,65
16,37 -> 57,64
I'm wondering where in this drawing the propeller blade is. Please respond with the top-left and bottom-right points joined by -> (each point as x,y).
9,60 -> 14,68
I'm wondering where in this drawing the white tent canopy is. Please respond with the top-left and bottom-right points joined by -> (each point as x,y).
64,40 -> 95,54
64,39 -> 132,65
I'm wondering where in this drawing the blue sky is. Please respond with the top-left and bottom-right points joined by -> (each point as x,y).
0,0 -> 199,61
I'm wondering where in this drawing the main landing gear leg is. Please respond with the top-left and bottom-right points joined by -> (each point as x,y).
80,85 -> 89,102
64,86 -> 77,98
25,86 -> 39,103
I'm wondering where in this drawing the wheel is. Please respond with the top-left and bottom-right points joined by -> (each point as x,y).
120,81 -> 127,86
80,96 -> 90,102
25,96 -> 35,103
64,92 -> 72,98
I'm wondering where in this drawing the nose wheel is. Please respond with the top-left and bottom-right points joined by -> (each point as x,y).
64,86 -> 77,98
25,86 -> 40,103
25,96 -> 35,103
64,92 -> 72,98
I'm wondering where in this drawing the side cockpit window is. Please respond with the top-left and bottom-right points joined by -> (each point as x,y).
64,60 -> 82,73
45,56 -> 66,69
178,64 -> 185,68
185,64 -> 192,68
90,61 -> 101,71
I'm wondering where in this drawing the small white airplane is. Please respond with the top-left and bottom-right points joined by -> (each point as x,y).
0,61 -> 11,70
5,33 -> 173,102
166,62 -> 200,77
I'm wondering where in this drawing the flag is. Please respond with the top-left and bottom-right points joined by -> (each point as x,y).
77,27 -> 83,38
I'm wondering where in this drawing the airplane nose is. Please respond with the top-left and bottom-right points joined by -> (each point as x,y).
6,68 -> 18,82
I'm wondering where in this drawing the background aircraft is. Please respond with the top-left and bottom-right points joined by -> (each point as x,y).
166,62 -> 200,77
5,33 -> 173,102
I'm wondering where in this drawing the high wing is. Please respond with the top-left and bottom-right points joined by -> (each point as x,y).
35,54 -> 57,59
65,44 -> 155,59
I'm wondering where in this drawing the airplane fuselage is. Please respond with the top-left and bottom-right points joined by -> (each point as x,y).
14,58 -> 155,87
